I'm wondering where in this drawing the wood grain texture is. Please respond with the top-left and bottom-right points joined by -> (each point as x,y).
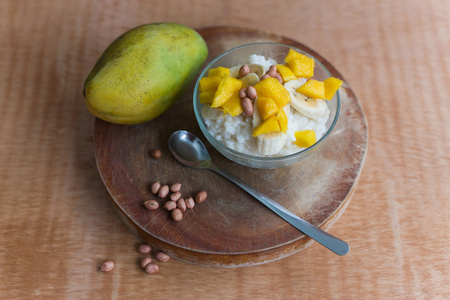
93,27 -> 367,266
0,0 -> 449,299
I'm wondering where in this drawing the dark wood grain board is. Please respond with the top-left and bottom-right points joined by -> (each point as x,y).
94,26 -> 368,267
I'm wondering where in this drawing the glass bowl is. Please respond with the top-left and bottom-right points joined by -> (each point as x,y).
193,43 -> 340,169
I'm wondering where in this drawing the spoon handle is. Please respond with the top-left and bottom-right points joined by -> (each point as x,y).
209,163 -> 350,256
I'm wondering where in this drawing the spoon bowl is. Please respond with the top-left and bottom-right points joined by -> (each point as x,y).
169,130 -> 350,256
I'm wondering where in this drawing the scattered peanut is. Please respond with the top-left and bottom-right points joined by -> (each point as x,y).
138,244 -> 152,254
144,200 -> 159,210
269,65 -> 277,72
170,183 -> 182,192
177,198 -> 187,212
239,88 -> 247,99
195,191 -> 208,203
275,73 -> 283,84
158,185 -> 169,198
140,257 -> 152,269
246,86 -> 257,100
163,201 -> 177,211
239,64 -> 250,77
150,182 -> 161,194
261,74 -> 270,80
144,263 -> 159,274
155,251 -> 171,263
100,261 -> 115,272
185,197 -> 195,209
170,192 -> 181,201
241,97 -> 254,117
267,69 -> 277,78
171,208 -> 183,221
151,149 -> 162,159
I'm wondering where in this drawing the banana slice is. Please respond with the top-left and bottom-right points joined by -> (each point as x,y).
252,99 -> 288,155
241,73 -> 259,87
284,79 -> 329,120
201,104 -> 223,120
230,64 -> 265,78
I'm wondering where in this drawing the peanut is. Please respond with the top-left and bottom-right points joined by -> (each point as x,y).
150,182 -> 161,194
246,86 -> 257,100
177,198 -> 187,212
144,263 -> 159,274
185,197 -> 195,209
239,64 -> 250,77
155,251 -> 171,263
163,201 -> 177,211
241,97 -> 254,117
269,65 -> 277,72
100,261 -> 114,272
170,183 -> 182,192
261,74 -> 270,80
239,88 -> 247,99
275,73 -> 283,84
138,244 -> 152,254
267,69 -> 277,78
144,200 -> 159,210
151,149 -> 162,159
195,191 -> 207,203
171,208 -> 183,221
170,192 -> 181,201
140,257 -> 152,269
158,185 -> 169,198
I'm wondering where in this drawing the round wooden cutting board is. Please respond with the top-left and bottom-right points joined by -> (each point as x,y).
94,26 -> 368,267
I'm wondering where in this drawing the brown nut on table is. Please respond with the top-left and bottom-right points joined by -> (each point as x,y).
241,97 -> 254,117
100,261 -> 114,272
171,208 -> 183,221
177,198 -> 187,212
239,64 -> 250,77
140,257 -> 152,269
158,185 -> 169,198
155,251 -> 171,262
163,201 -> 177,211
150,182 -> 161,194
170,183 -> 182,192
138,244 -> 152,254
195,191 -> 207,203
185,197 -> 195,209
144,200 -> 159,210
170,192 -> 181,201
144,263 -> 159,274
151,149 -> 162,159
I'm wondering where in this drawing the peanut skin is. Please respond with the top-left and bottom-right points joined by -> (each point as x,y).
158,185 -> 169,198
100,261 -> 114,272
195,191 -> 207,203
155,251 -> 171,262
144,263 -> 159,274
241,97 -> 254,117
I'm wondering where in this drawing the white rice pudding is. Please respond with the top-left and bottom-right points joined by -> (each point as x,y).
202,55 -> 330,157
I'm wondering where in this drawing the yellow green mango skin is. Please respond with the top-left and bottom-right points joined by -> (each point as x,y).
83,23 -> 208,124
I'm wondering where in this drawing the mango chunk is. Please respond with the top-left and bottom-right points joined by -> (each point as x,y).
285,49 -> 314,78
276,109 -> 288,133
208,67 -> 230,78
254,77 -> 291,108
221,92 -> 243,117
276,64 -> 296,82
296,79 -> 325,99
211,76 -> 243,108
199,90 -> 215,104
199,76 -> 222,92
257,97 -> 279,121
294,130 -> 316,148
252,115 -> 280,137
324,77 -> 343,100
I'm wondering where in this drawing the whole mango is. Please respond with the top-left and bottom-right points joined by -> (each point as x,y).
83,23 -> 208,124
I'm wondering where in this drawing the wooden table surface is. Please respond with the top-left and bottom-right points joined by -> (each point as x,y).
1,0 -> 448,299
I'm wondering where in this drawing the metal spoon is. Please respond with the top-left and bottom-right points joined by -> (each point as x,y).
168,130 -> 350,256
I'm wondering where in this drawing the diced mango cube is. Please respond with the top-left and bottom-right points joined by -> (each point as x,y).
296,79 -> 325,99
294,130 -> 316,148
211,76 -> 243,108
254,77 -> 291,108
257,97 -> 279,121
323,77 -> 343,100
199,76 -> 222,92
221,92 -> 243,117
285,49 -> 315,78
276,64 -> 297,82
199,90 -> 215,104
276,109 -> 288,133
252,115 -> 280,137
208,67 -> 230,78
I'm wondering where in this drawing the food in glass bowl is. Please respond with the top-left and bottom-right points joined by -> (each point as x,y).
197,47 -> 342,157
